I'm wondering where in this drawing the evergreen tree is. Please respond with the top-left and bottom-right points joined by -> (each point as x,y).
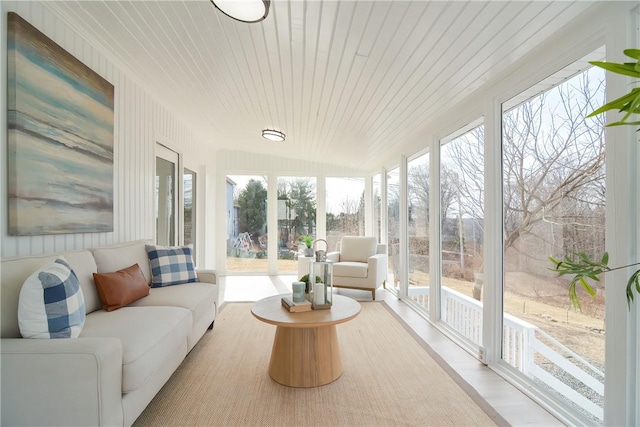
237,179 -> 267,241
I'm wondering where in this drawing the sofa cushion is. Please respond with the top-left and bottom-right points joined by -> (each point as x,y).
81,306 -> 191,393
93,264 -> 150,312
91,240 -> 154,284
18,258 -> 86,339
145,245 -> 198,287
333,262 -> 369,279
340,237 -> 377,263
128,282 -> 216,326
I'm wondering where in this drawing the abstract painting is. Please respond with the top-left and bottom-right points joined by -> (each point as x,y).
7,12 -> 114,235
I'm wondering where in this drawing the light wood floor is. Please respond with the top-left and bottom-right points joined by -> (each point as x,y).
220,275 -> 565,427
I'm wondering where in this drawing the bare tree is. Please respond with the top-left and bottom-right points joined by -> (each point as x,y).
502,70 -> 605,259
444,67 -> 605,299
407,162 -> 429,239
387,171 -> 401,240
443,126 -> 485,227
328,196 -> 360,236
441,127 -> 485,292
407,162 -> 456,234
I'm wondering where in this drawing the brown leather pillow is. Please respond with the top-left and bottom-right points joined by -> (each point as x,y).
93,263 -> 150,312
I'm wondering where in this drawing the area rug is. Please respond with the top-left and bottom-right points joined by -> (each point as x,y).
134,301 -> 507,426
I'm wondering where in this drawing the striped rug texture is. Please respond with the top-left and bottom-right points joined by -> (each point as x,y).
134,301 -> 506,426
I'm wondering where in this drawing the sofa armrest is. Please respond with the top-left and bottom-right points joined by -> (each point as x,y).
326,251 -> 340,263
196,269 -> 216,284
1,337 -> 123,427
367,253 -> 388,284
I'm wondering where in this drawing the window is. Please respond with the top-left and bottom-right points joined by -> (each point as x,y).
326,177 -> 365,250
501,64 -> 606,423
226,175 -> 268,273
387,168 -> 400,291
407,153 -> 430,309
373,174 -> 382,242
277,176 -> 317,273
440,124 -> 485,346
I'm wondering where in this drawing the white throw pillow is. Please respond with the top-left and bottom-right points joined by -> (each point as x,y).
18,257 -> 86,339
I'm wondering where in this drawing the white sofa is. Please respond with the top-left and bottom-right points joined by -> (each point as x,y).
326,236 -> 387,300
0,240 -> 218,426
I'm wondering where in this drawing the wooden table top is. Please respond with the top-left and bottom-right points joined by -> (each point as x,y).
251,294 -> 361,328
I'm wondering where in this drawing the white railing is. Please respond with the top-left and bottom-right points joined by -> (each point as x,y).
502,313 -> 533,373
441,287 -> 483,345
407,285 -> 604,422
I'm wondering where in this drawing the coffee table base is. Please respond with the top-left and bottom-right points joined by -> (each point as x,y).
268,324 -> 343,387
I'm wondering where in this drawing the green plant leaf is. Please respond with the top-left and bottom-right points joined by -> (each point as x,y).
577,252 -> 604,268
616,90 -> 640,124
600,252 -> 609,265
580,276 -> 596,297
627,269 -> 640,309
548,256 -> 561,269
587,90 -> 640,117
606,121 -> 640,128
569,276 -> 581,310
585,273 -> 601,281
589,60 -> 640,78
623,49 -> 640,60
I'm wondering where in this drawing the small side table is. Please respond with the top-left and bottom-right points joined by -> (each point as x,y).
297,255 -> 314,279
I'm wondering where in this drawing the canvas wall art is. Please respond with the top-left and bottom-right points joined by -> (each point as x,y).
7,12 -> 114,235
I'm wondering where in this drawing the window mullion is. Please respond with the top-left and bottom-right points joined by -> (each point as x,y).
483,97 -> 503,366
399,155 -> 409,299
430,137 -> 441,320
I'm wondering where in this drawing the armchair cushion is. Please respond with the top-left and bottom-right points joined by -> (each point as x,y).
333,262 -> 368,279
339,237 -> 377,263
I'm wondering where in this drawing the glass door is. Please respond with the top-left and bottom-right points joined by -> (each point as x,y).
184,168 -> 196,256
156,144 -> 179,246
226,175 -> 269,273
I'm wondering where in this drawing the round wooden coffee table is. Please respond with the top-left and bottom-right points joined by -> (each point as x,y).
251,294 -> 361,387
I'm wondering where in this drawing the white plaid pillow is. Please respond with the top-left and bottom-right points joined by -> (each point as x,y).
145,245 -> 198,287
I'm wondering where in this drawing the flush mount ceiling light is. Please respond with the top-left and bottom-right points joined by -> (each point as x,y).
210,0 -> 270,23
262,129 -> 285,142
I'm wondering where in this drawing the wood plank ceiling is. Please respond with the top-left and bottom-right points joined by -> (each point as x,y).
44,0 -> 596,172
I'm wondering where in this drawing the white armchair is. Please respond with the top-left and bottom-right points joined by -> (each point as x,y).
326,236 -> 387,300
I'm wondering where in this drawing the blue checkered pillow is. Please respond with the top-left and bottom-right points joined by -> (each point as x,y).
145,245 -> 199,288
18,257 -> 86,339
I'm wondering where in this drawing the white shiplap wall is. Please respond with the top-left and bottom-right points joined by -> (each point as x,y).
0,2 -> 214,259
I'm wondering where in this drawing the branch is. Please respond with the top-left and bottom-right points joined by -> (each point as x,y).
549,252 -> 640,310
